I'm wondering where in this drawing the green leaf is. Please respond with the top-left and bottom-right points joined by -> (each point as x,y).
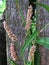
20,31 -> 39,55
36,37 -> 49,49
8,58 -> 17,65
34,2 -> 49,12
27,61 -> 32,65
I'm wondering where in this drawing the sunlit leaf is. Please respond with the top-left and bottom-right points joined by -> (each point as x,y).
0,0 -> 6,14
36,37 -> 49,49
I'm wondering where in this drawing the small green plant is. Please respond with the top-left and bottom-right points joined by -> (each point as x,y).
6,1 -> 49,65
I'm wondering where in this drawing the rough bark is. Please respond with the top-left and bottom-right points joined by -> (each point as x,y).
37,0 -> 49,65
5,0 -> 29,65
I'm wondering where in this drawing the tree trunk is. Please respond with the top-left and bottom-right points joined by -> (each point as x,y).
37,0 -> 49,65
5,0 -> 29,65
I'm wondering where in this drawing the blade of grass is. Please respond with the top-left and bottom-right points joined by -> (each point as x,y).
34,2 -> 49,12
15,0 -> 26,25
20,31 -> 39,56
8,58 -> 17,65
40,23 -> 49,33
20,22 -> 49,56
19,9 -> 26,26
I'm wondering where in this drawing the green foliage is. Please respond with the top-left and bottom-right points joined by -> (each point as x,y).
8,1 -> 49,65
20,15 -> 49,65
27,61 -> 32,65
20,31 -> 39,55
24,61 -> 32,65
20,3 -> 49,64
8,58 -> 17,65
37,37 -> 49,49
26,61 -> 35,65
34,2 -> 49,12
24,61 -> 33,65
0,0 -> 6,14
